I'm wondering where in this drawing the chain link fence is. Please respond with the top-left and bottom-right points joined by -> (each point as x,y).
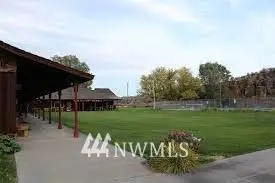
155,97 -> 275,111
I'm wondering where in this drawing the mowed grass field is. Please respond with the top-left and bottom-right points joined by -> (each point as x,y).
51,109 -> 275,156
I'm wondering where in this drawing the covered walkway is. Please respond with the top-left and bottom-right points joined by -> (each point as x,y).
0,40 -> 93,138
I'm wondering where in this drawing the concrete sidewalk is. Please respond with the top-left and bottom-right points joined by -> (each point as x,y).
15,116 -> 180,183
15,116 -> 275,183
181,148 -> 275,183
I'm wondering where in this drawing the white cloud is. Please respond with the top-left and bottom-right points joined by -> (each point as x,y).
0,0 -> 187,74
225,0 -> 246,8
121,0 -> 218,36
124,0 -> 197,23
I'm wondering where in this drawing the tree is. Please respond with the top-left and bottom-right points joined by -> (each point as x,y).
139,66 -> 203,100
162,68 -> 178,100
139,67 -> 177,100
230,68 -> 275,98
199,62 -> 231,99
52,55 -> 92,88
174,67 -> 202,99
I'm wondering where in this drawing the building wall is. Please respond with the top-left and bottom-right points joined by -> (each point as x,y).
0,52 -> 17,134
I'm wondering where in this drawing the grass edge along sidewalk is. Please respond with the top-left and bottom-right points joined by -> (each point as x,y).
0,154 -> 17,183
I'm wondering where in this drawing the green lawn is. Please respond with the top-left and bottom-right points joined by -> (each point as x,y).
0,154 -> 17,183
51,109 -> 275,156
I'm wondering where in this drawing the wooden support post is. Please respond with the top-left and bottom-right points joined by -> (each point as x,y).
94,101 -> 96,111
32,105 -> 35,116
38,107 -> 41,119
34,108 -> 37,117
74,84 -> 79,138
24,104 -> 28,118
49,93 -> 52,124
105,101 -> 108,110
38,98 -> 41,119
42,96 -> 45,120
58,90 -> 62,129
0,64 -> 16,134
82,102 -> 85,111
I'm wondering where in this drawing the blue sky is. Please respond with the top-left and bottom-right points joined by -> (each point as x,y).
1,0 -> 275,96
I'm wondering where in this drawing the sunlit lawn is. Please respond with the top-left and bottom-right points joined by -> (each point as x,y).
50,108 -> 275,157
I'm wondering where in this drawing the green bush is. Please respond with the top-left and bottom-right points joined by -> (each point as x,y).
166,130 -> 202,153
0,135 -> 21,154
147,143 -> 199,174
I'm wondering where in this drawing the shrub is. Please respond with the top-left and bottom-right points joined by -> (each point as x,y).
0,135 -> 21,154
147,143 -> 199,174
166,130 -> 202,153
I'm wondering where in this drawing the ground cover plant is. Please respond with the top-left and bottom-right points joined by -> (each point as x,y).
0,135 -> 21,154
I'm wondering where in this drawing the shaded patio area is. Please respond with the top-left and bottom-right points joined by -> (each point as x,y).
0,40 -> 95,139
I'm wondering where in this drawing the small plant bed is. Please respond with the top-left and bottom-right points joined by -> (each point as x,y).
147,130 -> 202,174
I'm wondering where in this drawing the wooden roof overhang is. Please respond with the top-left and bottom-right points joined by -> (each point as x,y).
0,41 -> 94,102
44,87 -> 121,101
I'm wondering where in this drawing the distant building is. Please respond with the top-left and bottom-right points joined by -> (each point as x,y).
45,87 -> 120,111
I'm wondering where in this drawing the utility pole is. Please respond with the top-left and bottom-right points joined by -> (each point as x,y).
126,82 -> 129,97
216,64 -> 222,109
